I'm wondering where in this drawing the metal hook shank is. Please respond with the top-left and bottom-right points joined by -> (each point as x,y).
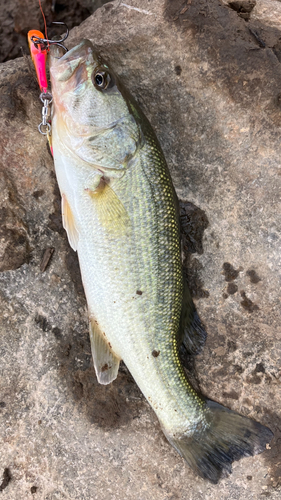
31,22 -> 69,53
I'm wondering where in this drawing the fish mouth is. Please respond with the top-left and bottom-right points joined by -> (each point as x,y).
59,39 -> 94,63
50,39 -> 97,82
50,39 -> 94,62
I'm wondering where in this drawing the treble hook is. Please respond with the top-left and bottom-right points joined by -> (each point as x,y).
31,22 -> 69,53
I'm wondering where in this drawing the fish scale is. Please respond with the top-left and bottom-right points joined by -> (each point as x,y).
50,39 -> 273,483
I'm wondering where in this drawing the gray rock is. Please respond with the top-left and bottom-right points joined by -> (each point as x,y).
0,0 -> 280,498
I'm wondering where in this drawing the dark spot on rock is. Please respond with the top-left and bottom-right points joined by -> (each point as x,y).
227,340 -> 237,352
255,362 -> 265,373
246,269 -> 261,284
136,290 -> 143,295
227,282 -> 238,295
16,234 -> 26,245
152,350 -> 160,358
0,468 -> 11,491
38,420 -> 42,425
65,248 -> 85,297
52,327 -> 62,339
222,262 -> 240,282
65,344 -> 72,357
222,292 -> 229,299
233,364 -> 244,374
101,364 -> 109,372
35,313 -> 52,332
0,402 -> 6,408
108,342 -> 112,349
246,374 -> 261,384
243,351 -> 253,358
265,374 -> 272,384
32,189 -> 44,200
222,390 -> 239,400
247,475 -> 253,480
240,290 -> 259,312
31,486 -> 38,494
228,1 -> 256,20
175,65 -> 182,75
179,201 -> 209,255
254,404 -> 262,414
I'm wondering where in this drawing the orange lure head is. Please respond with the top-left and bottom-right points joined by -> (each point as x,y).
28,30 -> 48,93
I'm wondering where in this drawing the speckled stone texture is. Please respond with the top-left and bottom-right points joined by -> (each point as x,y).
0,1 -> 280,498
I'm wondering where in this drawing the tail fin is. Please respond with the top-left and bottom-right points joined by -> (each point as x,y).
165,400 -> 273,484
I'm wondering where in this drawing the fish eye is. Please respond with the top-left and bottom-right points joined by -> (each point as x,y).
92,69 -> 113,91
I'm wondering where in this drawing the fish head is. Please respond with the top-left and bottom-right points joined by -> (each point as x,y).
50,39 -> 143,174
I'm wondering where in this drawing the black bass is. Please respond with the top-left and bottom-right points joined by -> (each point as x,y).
49,40 -> 272,483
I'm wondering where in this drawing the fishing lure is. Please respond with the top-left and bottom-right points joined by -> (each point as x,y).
28,29 -> 52,136
27,22 -> 68,139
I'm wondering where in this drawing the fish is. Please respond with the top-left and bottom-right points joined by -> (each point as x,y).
49,39 -> 273,483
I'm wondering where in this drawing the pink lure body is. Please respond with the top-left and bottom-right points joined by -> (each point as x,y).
28,30 -> 48,93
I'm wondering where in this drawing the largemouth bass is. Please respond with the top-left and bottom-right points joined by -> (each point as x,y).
49,40 -> 273,483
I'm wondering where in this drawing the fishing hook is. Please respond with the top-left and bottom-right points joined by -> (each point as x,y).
31,22 -> 69,53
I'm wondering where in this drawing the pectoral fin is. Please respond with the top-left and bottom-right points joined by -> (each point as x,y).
89,317 -> 121,385
87,178 -> 130,234
61,194 -> 79,251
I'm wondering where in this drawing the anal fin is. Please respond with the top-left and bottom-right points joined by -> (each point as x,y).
61,194 -> 79,251
179,279 -> 207,355
89,317 -> 121,385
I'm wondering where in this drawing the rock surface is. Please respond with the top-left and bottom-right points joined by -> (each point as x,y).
0,0 -> 280,498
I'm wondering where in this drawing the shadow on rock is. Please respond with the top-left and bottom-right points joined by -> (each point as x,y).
72,364 -> 145,430
51,318 -> 145,430
179,200 -> 210,299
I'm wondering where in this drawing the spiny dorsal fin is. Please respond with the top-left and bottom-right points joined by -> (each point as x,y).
89,316 -> 121,385
61,194 -> 79,251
